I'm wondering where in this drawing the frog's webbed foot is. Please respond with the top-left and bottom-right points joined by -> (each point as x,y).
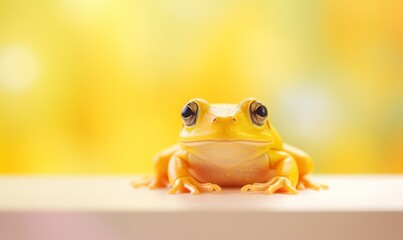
168,176 -> 221,195
297,177 -> 328,191
131,175 -> 168,189
241,176 -> 297,195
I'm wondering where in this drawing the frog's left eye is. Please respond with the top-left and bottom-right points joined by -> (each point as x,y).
250,101 -> 268,126
181,101 -> 198,126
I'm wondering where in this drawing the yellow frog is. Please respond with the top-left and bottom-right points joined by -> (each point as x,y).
133,98 -> 327,194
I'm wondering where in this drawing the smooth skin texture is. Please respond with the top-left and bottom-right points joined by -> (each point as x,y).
132,98 -> 327,195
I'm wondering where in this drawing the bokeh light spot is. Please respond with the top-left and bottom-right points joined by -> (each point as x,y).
276,82 -> 340,143
0,46 -> 40,92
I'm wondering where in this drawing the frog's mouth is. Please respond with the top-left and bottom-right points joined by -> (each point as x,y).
180,140 -> 272,164
180,140 -> 272,146
180,140 -> 272,145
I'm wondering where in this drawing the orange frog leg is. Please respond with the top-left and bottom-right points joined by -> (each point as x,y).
167,150 -> 221,195
282,143 -> 328,191
241,150 -> 298,195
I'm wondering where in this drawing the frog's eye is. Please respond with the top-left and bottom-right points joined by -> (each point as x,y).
181,101 -> 198,126
250,101 -> 268,126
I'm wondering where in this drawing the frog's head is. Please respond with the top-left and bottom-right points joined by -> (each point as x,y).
178,98 -> 274,144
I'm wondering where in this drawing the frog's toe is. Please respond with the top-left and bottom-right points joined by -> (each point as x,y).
195,181 -> 222,192
241,182 -> 269,192
188,178 -> 222,193
131,176 -> 167,189
240,184 -> 254,192
241,176 -> 297,195
298,178 -> 328,191
148,178 -> 168,189
241,183 -> 271,192
264,178 -> 297,195
296,182 -> 305,190
168,177 -> 200,195
130,177 -> 150,188
131,176 -> 151,188
168,177 -> 222,195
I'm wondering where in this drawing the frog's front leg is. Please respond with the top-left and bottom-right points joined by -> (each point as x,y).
282,143 -> 328,191
241,150 -> 298,195
167,150 -> 221,195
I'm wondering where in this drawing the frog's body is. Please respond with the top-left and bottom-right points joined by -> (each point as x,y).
186,141 -> 272,187
133,98 -> 326,194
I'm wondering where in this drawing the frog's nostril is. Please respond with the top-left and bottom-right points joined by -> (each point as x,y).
213,117 -> 235,122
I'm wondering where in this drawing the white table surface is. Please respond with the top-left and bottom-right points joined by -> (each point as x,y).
0,174 -> 402,212
1,175 -> 403,240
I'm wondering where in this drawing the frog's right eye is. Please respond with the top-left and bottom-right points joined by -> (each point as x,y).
181,101 -> 198,126
250,101 -> 268,126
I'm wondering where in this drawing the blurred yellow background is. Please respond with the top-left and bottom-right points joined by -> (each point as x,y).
0,0 -> 402,174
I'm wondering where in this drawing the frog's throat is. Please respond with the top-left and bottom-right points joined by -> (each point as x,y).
180,140 -> 272,144
180,140 -> 272,164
